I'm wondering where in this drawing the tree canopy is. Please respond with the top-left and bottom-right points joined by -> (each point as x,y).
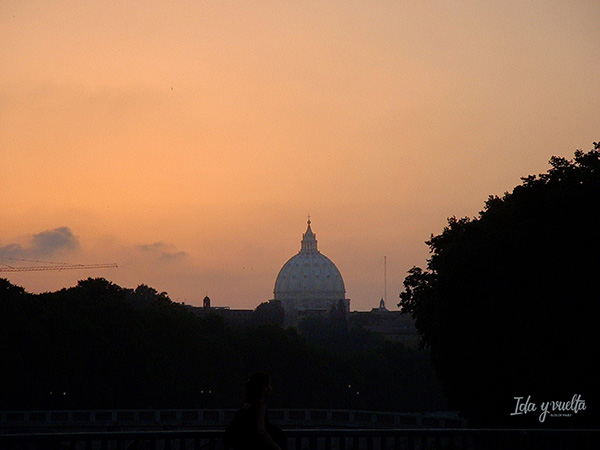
0,277 -> 445,412
399,143 -> 600,427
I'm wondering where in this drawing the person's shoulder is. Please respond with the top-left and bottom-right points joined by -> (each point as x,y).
245,400 -> 267,416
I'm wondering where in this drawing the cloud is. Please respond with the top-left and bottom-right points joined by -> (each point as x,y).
136,241 -> 188,263
0,227 -> 80,260
0,243 -> 28,259
31,227 -> 80,256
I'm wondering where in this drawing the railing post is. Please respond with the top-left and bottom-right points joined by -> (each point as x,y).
407,434 -> 415,450
381,435 -> 388,450
339,435 -> 346,450
434,432 -> 442,450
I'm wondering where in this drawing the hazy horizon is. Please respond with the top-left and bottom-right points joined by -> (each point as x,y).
1,1 -> 599,309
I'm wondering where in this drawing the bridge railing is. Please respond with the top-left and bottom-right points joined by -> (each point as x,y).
1,428 -> 598,450
0,409 -> 465,432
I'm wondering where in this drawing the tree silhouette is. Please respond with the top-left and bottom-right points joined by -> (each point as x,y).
1,277 -> 447,412
399,143 -> 600,427
251,300 -> 285,327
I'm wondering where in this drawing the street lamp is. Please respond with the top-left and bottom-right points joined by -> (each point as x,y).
347,384 -> 352,409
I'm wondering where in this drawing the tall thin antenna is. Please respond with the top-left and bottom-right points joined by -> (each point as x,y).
384,256 -> 387,303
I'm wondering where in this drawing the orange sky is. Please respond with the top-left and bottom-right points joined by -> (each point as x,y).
1,1 -> 599,310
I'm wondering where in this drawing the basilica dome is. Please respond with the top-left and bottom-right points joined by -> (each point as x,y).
274,219 -> 348,319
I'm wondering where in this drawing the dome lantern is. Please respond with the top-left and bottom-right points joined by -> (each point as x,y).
300,217 -> 318,253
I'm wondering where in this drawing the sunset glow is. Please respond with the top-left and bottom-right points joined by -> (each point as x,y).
2,1 -> 599,309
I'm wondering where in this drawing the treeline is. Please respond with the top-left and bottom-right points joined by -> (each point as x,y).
0,278 -> 446,412
399,146 -> 600,427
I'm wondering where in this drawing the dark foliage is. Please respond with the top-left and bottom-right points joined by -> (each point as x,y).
399,144 -> 600,427
251,300 -> 284,327
295,309 -> 446,412
0,278 -> 446,412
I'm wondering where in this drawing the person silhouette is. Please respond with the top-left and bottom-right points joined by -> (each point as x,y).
224,372 -> 284,450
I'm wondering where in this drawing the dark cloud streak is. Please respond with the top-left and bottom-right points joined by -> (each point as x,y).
0,227 -> 80,260
136,241 -> 188,263
32,227 -> 79,256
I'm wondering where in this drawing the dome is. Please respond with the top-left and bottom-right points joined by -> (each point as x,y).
274,219 -> 346,304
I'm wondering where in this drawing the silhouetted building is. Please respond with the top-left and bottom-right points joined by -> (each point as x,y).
188,220 -> 419,346
349,299 -> 420,349
273,218 -> 350,326
187,301 -> 253,326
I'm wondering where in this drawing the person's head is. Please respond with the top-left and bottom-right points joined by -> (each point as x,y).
245,372 -> 272,402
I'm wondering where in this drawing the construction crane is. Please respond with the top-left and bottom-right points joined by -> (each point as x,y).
0,257 -> 118,273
